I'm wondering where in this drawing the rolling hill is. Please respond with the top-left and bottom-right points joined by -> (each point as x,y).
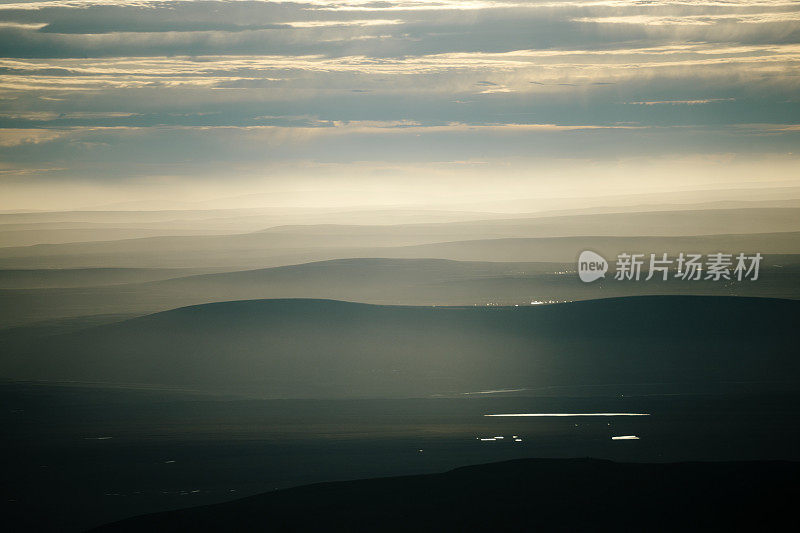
1,255 -> 799,328
91,458 -> 800,532
3,204 -> 799,248
2,296 -> 797,398
0,229 -> 798,270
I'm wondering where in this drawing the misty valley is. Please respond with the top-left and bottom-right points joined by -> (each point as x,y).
1,201 -> 800,531
2,204 -> 800,530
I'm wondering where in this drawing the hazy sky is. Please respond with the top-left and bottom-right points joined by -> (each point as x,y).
1,0 -> 799,210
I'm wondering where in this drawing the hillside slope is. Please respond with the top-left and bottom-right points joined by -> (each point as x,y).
2,254 -> 800,328
2,296 -> 797,398
92,458 -> 800,532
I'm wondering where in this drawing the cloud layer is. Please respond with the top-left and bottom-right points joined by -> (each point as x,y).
0,0 -> 799,208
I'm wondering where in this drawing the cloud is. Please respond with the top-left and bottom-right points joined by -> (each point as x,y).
574,12 -> 800,26
0,0 -> 798,203
627,98 -> 736,105
0,128 -> 66,146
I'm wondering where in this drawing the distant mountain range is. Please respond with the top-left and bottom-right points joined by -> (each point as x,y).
1,208 -> 799,268
3,296 -> 797,398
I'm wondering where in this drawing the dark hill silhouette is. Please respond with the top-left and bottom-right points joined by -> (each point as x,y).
2,296 -> 798,398
92,458 -> 800,532
2,256 -> 799,328
0,258 -> 568,326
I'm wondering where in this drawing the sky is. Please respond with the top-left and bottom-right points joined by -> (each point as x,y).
0,0 -> 799,211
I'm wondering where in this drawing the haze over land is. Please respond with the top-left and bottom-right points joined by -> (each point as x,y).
2,0 -> 799,328
0,201 -> 798,328
2,296 -> 797,398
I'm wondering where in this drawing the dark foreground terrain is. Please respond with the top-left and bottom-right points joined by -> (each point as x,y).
4,382 -> 799,531
94,458 -> 799,532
